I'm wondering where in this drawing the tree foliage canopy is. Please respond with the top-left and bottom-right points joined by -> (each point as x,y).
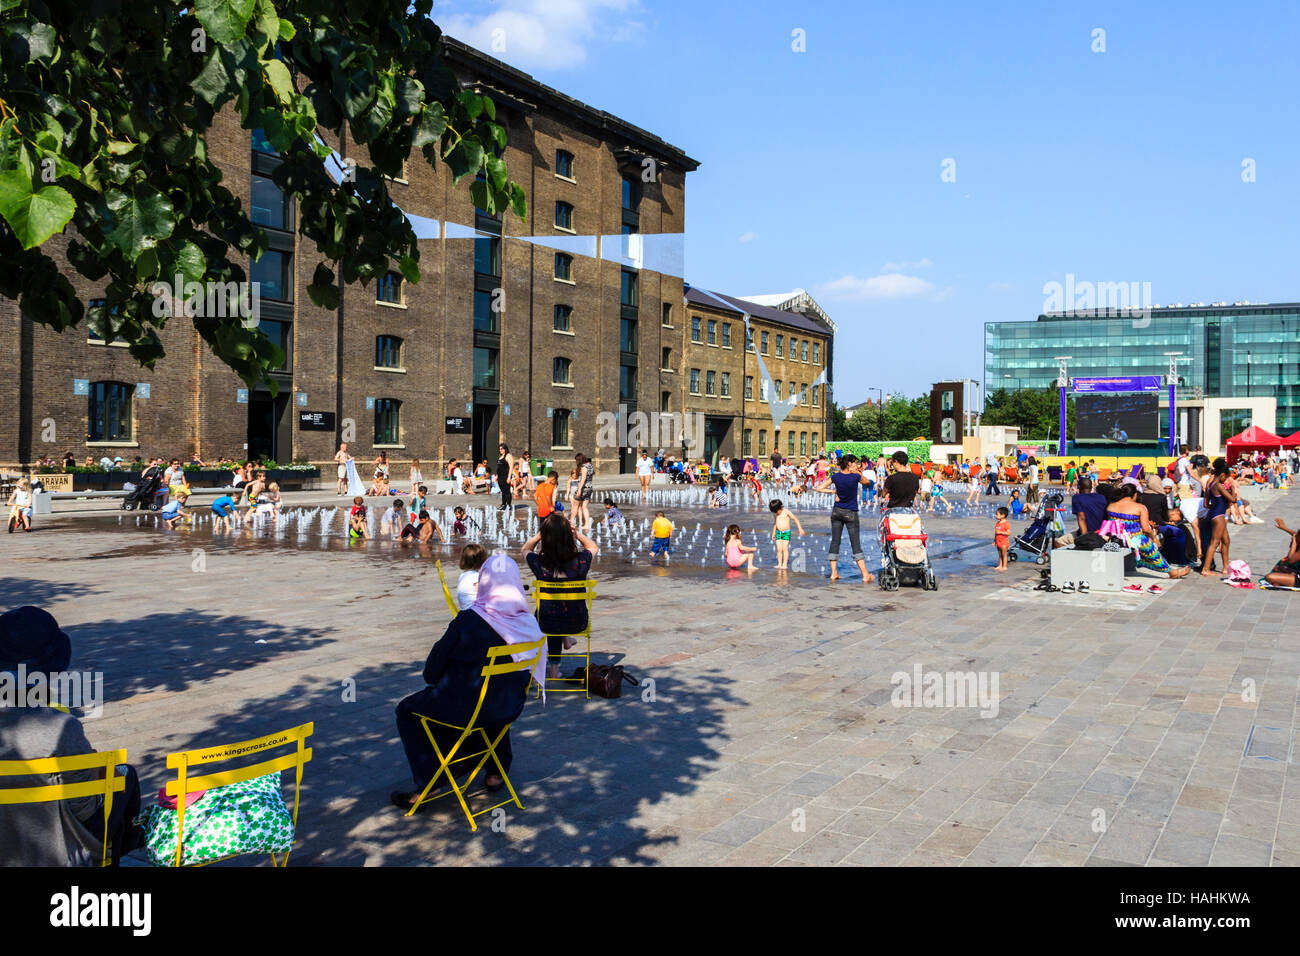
0,0 -> 525,386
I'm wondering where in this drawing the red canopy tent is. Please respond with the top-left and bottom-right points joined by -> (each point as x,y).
1224,425 -> 1300,464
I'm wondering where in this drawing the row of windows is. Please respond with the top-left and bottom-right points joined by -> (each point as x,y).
742,429 -> 820,458
689,372 -> 820,406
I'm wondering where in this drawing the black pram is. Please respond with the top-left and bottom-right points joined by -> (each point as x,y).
1009,491 -> 1066,565
121,470 -> 164,511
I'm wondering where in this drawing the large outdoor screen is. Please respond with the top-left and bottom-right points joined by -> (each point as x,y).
1074,392 -> 1159,444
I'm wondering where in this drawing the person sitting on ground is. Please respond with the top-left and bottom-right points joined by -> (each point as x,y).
0,606 -> 144,865
1264,517 -> 1300,589
455,543 -> 488,610
1102,481 -> 1190,579
519,513 -> 600,678
391,554 -> 544,812
710,478 -> 729,508
1008,488 -> 1024,518
348,497 -> 368,539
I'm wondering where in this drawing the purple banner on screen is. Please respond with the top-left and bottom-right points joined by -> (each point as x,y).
1072,376 -> 1162,393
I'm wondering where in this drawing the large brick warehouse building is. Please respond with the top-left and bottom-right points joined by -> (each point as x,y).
1,40 -> 832,474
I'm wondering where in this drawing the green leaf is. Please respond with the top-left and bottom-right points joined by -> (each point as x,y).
397,256 -> 419,284
193,47 -> 232,105
105,185 -> 175,258
278,18 -> 296,41
194,0 -> 257,45
307,262 -> 340,310
174,241 -> 207,284
264,59 -> 294,104
412,102 -> 446,148
485,155 -> 507,191
0,171 -> 75,249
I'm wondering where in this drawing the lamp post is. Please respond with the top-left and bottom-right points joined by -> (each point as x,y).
868,387 -> 883,442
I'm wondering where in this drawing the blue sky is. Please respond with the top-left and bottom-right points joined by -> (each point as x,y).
438,0 -> 1300,405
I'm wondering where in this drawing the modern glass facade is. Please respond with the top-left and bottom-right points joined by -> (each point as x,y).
985,304 -> 1300,433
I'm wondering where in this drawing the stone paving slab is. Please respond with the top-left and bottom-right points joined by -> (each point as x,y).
1,488 -> 1296,865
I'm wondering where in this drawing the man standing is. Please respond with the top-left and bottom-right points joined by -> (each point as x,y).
881,451 -> 920,511
1026,457 -> 1040,505
334,442 -> 351,496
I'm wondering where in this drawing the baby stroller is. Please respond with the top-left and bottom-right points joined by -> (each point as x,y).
1009,491 -> 1066,565
879,509 -> 937,591
121,470 -> 164,511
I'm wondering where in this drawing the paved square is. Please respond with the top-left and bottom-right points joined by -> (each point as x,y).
5,485 -> 1297,865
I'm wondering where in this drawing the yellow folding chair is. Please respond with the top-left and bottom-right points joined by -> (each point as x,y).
0,748 -> 128,866
435,559 -> 460,615
533,579 -> 596,697
407,637 -> 543,831
163,722 -> 313,866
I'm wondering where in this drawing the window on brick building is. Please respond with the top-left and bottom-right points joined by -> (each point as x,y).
661,347 -> 672,371
476,237 -> 502,277
552,408 -> 571,447
812,385 -> 819,407
662,303 -> 672,327
721,372 -> 731,397
775,334 -> 783,357
553,304 -> 572,332
787,431 -> 795,455
374,398 -> 401,445
705,370 -> 716,396
800,432 -> 807,456
661,391 -> 670,413
88,382 -> 132,442
553,356 -> 572,385
758,430 -> 767,456
760,379 -> 769,402
813,343 -> 820,364
251,175 -> 293,231
376,272 -> 403,305
691,315 -> 701,342
721,323 -> 731,348
707,319 -> 716,345
556,149 -> 574,179
251,249 -> 292,302
555,200 -> 574,230
760,331 -> 769,353
801,341 -> 809,362
554,253 -> 573,281
744,375 -> 753,400
375,335 -> 403,369
474,347 -> 498,389
689,369 -> 700,394
743,429 -> 752,457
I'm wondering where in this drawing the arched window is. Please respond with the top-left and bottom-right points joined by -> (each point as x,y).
554,253 -> 573,281
374,399 -> 401,445
376,272 -> 403,304
555,200 -> 574,230
555,149 -> 574,179
88,382 -> 133,442
375,335 -> 403,369
552,356 -> 572,384
552,408 -> 571,447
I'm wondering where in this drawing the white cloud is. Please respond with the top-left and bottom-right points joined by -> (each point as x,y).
815,273 -> 935,300
442,0 -> 642,70
738,231 -> 758,243
880,257 -> 933,271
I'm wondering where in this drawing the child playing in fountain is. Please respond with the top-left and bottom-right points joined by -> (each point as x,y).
452,505 -> 478,536
210,489 -> 241,533
724,524 -> 758,572
651,511 -> 674,557
1008,488 -> 1024,518
994,506 -> 1011,571
535,470 -> 559,519
161,491 -> 190,529
602,499 -> 624,526
769,499 -> 804,570
380,498 -> 407,537
930,479 -> 953,514
348,496 -> 368,539
710,478 -> 729,508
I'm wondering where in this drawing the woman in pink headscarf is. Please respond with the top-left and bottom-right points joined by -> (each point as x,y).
392,554 -> 544,812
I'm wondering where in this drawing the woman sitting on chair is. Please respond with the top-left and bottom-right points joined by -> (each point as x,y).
519,513 -> 599,679
392,555 -> 545,812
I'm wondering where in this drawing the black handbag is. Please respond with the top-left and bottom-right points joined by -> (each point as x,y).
572,665 -> 638,699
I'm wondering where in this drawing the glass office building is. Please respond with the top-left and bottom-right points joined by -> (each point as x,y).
985,303 -> 1300,435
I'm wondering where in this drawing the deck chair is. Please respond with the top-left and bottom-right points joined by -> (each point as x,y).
0,748 -> 128,866
435,560 -> 460,615
163,722 -> 313,866
533,579 -> 596,698
406,637 -> 544,831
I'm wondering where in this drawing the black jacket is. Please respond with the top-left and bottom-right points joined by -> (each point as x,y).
407,611 -> 532,729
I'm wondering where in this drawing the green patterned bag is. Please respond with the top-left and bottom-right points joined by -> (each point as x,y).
138,771 -> 295,867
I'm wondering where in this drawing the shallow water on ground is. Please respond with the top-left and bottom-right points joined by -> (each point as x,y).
35,487 -> 1000,588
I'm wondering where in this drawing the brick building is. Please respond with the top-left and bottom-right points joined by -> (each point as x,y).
0,39 -> 699,476
681,287 -> 835,465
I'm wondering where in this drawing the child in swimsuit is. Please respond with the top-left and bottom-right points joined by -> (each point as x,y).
769,498 -> 804,570
994,507 -> 1010,571
724,524 -> 757,572
348,496 -> 368,539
